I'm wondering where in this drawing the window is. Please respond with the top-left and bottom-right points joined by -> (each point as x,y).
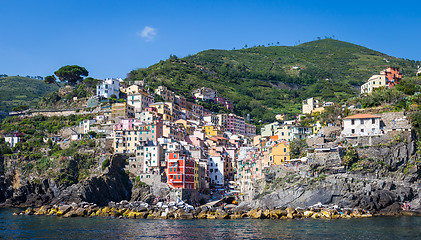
351,119 -> 355,125
372,119 -> 375,124
361,129 -> 364,133
361,119 -> 364,124
351,129 -> 355,134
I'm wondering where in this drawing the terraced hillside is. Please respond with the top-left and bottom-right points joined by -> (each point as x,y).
128,39 -> 419,122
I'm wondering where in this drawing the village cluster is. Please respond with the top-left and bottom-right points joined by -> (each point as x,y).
4,67 -> 413,201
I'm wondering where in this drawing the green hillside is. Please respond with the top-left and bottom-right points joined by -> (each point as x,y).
129,39 -> 419,122
0,76 -> 59,112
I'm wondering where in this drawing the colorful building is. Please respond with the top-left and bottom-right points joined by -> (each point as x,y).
111,102 -> 135,118
202,125 -> 223,137
113,119 -> 163,153
167,152 -> 195,189
270,141 -> 290,165
155,86 -> 175,103
127,91 -> 154,112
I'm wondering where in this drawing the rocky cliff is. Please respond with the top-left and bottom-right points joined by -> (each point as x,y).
0,154 -> 157,207
240,131 -> 421,214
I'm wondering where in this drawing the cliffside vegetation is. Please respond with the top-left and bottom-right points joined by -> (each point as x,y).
128,39 -> 419,124
0,76 -> 59,112
0,115 -> 105,187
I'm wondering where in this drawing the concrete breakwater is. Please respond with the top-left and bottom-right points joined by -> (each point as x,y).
14,201 -> 375,220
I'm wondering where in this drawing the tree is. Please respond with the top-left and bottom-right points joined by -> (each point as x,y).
54,65 -> 88,85
44,75 -> 57,85
83,77 -> 100,88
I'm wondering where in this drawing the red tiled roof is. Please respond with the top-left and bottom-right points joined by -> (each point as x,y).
208,136 -> 228,141
344,114 -> 380,119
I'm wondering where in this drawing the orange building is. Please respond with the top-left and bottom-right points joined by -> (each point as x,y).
382,67 -> 402,88
166,152 -> 195,189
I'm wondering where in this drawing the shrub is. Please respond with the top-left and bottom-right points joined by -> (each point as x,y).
102,158 -> 110,171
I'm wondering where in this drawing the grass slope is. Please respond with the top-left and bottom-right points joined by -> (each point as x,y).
129,39 -> 420,123
0,76 -> 59,112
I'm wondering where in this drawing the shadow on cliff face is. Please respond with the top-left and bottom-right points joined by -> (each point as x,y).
0,154 -> 140,207
51,154 -> 132,206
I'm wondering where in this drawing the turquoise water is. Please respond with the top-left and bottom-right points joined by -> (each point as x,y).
1,208 -> 421,239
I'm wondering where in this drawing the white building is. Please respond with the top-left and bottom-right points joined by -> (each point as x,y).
79,119 -> 96,134
5,136 -> 20,148
193,87 -> 217,102
96,78 -> 122,99
341,114 -> 381,137
127,92 -> 154,112
208,155 -> 224,187
142,143 -> 162,173
136,111 -> 159,123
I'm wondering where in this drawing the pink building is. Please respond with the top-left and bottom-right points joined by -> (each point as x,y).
226,114 -> 245,135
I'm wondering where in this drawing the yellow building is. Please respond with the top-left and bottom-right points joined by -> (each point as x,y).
194,159 -> 199,189
149,102 -> 173,121
275,125 -> 293,141
111,102 -> 135,118
270,141 -> 290,165
202,125 -> 223,137
311,107 -> 325,115
120,85 -> 142,94
174,119 -> 194,135
312,121 -> 322,134
361,74 -> 386,94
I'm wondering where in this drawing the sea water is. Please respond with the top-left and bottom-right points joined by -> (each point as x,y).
1,208 -> 420,239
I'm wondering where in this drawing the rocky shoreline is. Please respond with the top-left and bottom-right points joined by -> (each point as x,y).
13,200 -> 380,220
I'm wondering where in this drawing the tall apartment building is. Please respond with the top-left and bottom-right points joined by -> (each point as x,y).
167,152 -> 195,189
226,114 -> 245,135
155,86 -> 175,102
113,119 -> 163,153
111,102 -> 135,118
97,78 -> 122,99
175,95 -> 187,109
245,123 -> 256,137
208,152 -> 224,187
127,91 -> 155,112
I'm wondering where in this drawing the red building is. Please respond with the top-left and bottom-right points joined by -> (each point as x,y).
382,67 -> 402,88
166,152 -> 195,189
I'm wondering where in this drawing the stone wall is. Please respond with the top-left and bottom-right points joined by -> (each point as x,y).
345,131 -> 411,147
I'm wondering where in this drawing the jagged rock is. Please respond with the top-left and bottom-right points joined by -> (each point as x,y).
303,211 -> 314,218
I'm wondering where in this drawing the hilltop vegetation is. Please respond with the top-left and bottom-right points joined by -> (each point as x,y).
0,76 -> 59,112
128,39 -> 419,123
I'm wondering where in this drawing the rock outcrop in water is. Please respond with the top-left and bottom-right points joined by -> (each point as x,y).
16,200 -> 377,220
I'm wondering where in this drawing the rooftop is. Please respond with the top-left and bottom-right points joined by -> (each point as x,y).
344,113 -> 380,119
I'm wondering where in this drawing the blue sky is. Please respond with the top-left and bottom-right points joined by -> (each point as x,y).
1,0 -> 420,79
